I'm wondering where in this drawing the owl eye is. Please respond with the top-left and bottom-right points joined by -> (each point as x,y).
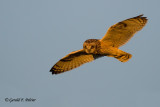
91,46 -> 94,49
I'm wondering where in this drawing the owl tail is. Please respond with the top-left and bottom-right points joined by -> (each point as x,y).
114,52 -> 132,62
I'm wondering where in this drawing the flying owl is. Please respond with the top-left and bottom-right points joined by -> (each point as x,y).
50,14 -> 148,74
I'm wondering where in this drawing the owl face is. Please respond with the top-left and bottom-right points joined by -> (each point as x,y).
83,39 -> 100,54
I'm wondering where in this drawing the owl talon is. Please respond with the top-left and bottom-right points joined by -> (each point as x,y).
116,53 -> 132,62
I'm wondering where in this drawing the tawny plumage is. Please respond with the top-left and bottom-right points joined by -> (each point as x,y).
50,14 -> 148,74
101,14 -> 147,47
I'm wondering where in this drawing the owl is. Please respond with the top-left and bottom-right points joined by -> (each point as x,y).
50,14 -> 148,74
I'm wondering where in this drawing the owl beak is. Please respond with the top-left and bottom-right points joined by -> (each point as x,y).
86,49 -> 91,53
86,46 -> 91,49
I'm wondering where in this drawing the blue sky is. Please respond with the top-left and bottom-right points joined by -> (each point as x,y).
1,0 -> 160,107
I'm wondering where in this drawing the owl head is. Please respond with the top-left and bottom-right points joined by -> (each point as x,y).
83,39 -> 101,54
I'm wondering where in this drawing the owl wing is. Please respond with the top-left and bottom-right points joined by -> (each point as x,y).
50,49 -> 102,74
101,14 -> 148,48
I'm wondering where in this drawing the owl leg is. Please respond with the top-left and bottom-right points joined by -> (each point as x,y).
105,48 -> 132,62
102,47 -> 132,62
113,49 -> 132,62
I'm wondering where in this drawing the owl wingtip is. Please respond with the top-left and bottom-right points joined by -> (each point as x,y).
50,68 -> 63,75
135,14 -> 148,20
50,69 -> 56,75
139,14 -> 144,16
136,14 -> 144,18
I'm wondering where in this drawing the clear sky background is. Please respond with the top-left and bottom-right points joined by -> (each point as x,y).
1,0 -> 160,107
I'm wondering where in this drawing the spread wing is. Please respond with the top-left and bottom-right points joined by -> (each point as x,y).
101,14 -> 148,47
50,49 -> 102,74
